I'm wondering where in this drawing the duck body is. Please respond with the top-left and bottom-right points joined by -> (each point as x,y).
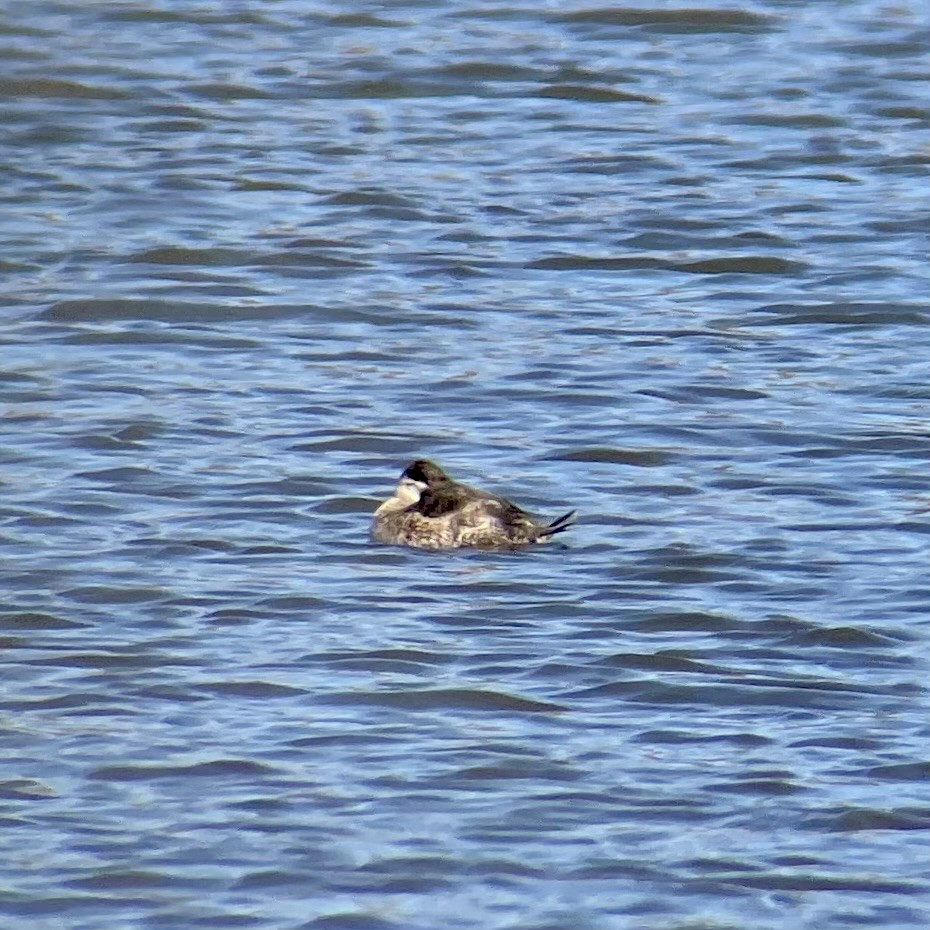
372,459 -> 575,550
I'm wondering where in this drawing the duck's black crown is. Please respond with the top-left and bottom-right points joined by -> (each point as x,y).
403,459 -> 449,485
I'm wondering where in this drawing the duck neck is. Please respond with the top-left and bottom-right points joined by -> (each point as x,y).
374,495 -> 408,517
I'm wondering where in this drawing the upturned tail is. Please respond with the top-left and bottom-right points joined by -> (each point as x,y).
537,510 -> 576,540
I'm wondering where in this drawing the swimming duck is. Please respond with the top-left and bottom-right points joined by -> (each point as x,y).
371,459 -> 575,549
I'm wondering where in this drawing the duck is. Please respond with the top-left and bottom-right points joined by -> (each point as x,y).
371,459 -> 575,550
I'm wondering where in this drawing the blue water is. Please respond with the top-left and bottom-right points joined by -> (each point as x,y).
2,1 -> 930,928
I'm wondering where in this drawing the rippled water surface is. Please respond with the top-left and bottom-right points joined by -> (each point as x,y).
2,1 -> 930,928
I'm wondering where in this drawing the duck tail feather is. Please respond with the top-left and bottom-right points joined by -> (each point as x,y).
539,510 -> 576,538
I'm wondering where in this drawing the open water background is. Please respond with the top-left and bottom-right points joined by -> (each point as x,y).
2,1 -> 930,928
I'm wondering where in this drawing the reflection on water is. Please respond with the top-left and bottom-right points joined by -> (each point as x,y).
2,1 -> 930,928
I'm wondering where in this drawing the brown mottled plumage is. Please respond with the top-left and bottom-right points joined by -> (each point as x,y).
371,459 -> 575,550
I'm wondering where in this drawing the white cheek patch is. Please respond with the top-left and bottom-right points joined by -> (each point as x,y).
395,477 -> 426,506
